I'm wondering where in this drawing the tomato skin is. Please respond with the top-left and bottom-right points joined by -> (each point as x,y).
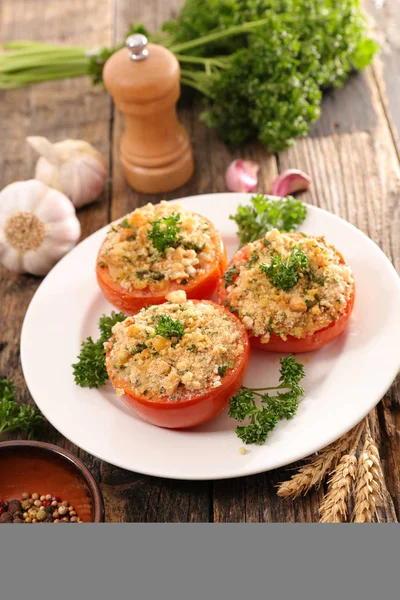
106,302 -> 250,429
217,241 -> 355,354
96,216 -> 227,315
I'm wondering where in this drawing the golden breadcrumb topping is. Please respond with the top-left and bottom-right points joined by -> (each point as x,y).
97,202 -> 218,291
106,291 -> 244,400
223,229 -> 354,341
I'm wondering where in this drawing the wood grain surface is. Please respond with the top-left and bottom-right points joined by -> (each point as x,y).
0,0 -> 399,522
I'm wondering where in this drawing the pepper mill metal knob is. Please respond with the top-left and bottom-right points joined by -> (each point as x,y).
103,35 -> 194,194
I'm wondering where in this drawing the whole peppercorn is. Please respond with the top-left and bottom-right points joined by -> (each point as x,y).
53,510 -> 60,519
33,499 -> 42,508
69,511 -> 77,517
51,500 -> 58,507
31,493 -> 39,501
25,517 -> 32,523
8,499 -> 22,513
13,518 -> 23,523
58,505 -> 68,516
45,494 -> 52,501
61,500 -> 69,508
40,495 -> 46,502
0,512 -> 12,523
43,500 -> 51,507
36,510 -> 47,522
23,512 -> 28,519
52,496 -> 61,503
31,518 -> 38,523
70,516 -> 78,523
61,517 -> 70,522
21,492 -> 30,500
54,519 -> 61,523
21,499 -> 31,511
44,505 -> 53,515
13,512 -> 23,521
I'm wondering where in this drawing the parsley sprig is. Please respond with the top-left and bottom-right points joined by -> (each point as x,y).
260,246 -> 309,291
154,315 -> 185,341
73,311 -> 126,388
229,356 -> 305,444
0,378 -> 45,439
230,194 -> 307,246
148,212 -> 182,253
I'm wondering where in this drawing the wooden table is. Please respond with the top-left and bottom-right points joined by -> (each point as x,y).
1,0 -> 399,522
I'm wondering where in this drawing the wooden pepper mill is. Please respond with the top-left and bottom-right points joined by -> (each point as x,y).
103,34 -> 194,194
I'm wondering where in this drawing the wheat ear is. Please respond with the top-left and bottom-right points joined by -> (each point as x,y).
353,423 -> 383,523
277,421 -> 364,499
318,427 -> 362,523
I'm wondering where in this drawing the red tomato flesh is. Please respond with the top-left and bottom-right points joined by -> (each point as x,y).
106,301 -> 250,429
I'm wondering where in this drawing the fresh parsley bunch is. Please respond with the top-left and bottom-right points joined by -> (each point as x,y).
229,356 -> 305,444
0,377 -> 45,439
73,311 -> 126,388
162,0 -> 379,151
230,194 -> 307,246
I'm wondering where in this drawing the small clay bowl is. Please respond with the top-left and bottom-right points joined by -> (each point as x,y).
0,441 -> 104,522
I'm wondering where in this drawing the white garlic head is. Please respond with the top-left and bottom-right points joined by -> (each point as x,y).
27,136 -> 107,209
0,180 -> 81,276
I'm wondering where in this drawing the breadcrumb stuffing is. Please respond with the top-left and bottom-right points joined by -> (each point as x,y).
106,292 -> 244,401
224,229 -> 354,340
98,201 -> 218,292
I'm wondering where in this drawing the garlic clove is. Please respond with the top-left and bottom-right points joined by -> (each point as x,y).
225,159 -> 259,192
28,136 -> 107,208
271,169 -> 311,197
0,244 -> 25,273
23,248 -> 56,277
35,187 -> 76,223
45,217 -> 81,244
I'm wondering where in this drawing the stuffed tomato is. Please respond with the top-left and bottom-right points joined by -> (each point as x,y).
96,201 -> 227,314
217,229 -> 355,353
105,290 -> 250,429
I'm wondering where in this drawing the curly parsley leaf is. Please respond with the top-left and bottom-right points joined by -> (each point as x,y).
230,194 -> 307,246
148,212 -> 182,253
229,355 -> 305,445
260,246 -> 309,291
154,314 -> 185,341
0,377 -> 45,439
73,311 -> 126,388
222,264 -> 239,288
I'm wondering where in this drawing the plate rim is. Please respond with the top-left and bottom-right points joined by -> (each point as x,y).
20,193 -> 400,480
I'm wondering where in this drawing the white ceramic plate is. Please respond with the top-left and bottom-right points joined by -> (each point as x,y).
21,193 -> 400,480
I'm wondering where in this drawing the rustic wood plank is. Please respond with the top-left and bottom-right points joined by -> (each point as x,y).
365,0 -> 400,156
0,0 -> 113,481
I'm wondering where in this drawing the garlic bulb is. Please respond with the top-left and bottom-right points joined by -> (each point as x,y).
0,180 -> 81,276
27,136 -> 107,208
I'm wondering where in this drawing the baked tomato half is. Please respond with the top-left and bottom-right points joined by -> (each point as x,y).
105,293 -> 250,429
96,202 -> 227,314
217,230 -> 355,353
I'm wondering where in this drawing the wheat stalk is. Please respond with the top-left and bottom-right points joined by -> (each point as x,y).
353,425 -> 383,523
319,452 -> 357,522
277,421 -> 364,499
